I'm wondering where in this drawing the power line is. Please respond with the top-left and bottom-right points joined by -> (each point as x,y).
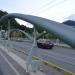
30,0 -> 56,13
35,0 -> 67,14
31,0 -> 67,15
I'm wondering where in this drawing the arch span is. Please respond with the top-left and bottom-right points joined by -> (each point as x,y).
0,13 -> 75,48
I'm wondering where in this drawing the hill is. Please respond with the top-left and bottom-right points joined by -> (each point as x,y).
63,20 -> 75,28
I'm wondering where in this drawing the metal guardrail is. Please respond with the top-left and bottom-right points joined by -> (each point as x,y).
14,48 -> 75,75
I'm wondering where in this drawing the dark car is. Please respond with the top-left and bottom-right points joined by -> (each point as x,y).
37,39 -> 54,49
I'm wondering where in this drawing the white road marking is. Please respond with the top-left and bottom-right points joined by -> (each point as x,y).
0,50 -> 20,75
0,45 -> 45,75
9,52 -> 45,75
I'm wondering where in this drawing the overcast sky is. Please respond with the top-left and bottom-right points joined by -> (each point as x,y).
0,0 -> 75,27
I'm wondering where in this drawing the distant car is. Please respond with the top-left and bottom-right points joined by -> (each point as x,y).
37,40 -> 54,49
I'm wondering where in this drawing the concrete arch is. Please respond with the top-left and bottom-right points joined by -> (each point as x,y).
0,13 -> 75,48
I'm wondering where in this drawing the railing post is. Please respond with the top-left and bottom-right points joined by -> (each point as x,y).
26,27 -> 42,73
5,20 -> 13,52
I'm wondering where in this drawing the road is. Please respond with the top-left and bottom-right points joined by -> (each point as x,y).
0,48 -> 27,75
11,41 -> 75,73
0,46 -> 47,75
0,40 -> 75,75
0,42 -> 63,75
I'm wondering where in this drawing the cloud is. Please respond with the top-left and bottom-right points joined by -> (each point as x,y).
65,14 -> 75,21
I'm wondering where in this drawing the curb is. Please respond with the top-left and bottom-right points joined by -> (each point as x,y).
54,43 -> 71,48
13,48 -> 75,75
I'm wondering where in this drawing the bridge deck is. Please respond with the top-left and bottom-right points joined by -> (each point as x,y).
0,46 -> 46,75
0,42 -> 75,75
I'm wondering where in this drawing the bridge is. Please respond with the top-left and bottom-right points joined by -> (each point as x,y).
0,13 -> 75,75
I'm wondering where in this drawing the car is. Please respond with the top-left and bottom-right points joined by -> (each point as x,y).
37,39 -> 54,49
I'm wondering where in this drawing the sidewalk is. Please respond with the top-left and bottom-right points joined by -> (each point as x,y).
54,43 -> 70,48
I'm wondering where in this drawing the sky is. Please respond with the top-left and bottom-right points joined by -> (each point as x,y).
0,0 -> 75,28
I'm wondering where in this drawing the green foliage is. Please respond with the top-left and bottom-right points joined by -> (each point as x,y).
0,10 -> 56,39
0,10 -> 19,30
0,10 -> 7,18
36,26 -> 44,33
46,33 -> 56,39
0,10 -> 33,33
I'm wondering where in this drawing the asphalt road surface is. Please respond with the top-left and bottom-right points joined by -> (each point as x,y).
0,43 -> 63,75
0,48 -> 29,75
11,41 -> 75,73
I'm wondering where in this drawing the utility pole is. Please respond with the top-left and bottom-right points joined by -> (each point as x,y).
8,20 -> 10,40
6,19 -> 11,52
1,25 -> 2,31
